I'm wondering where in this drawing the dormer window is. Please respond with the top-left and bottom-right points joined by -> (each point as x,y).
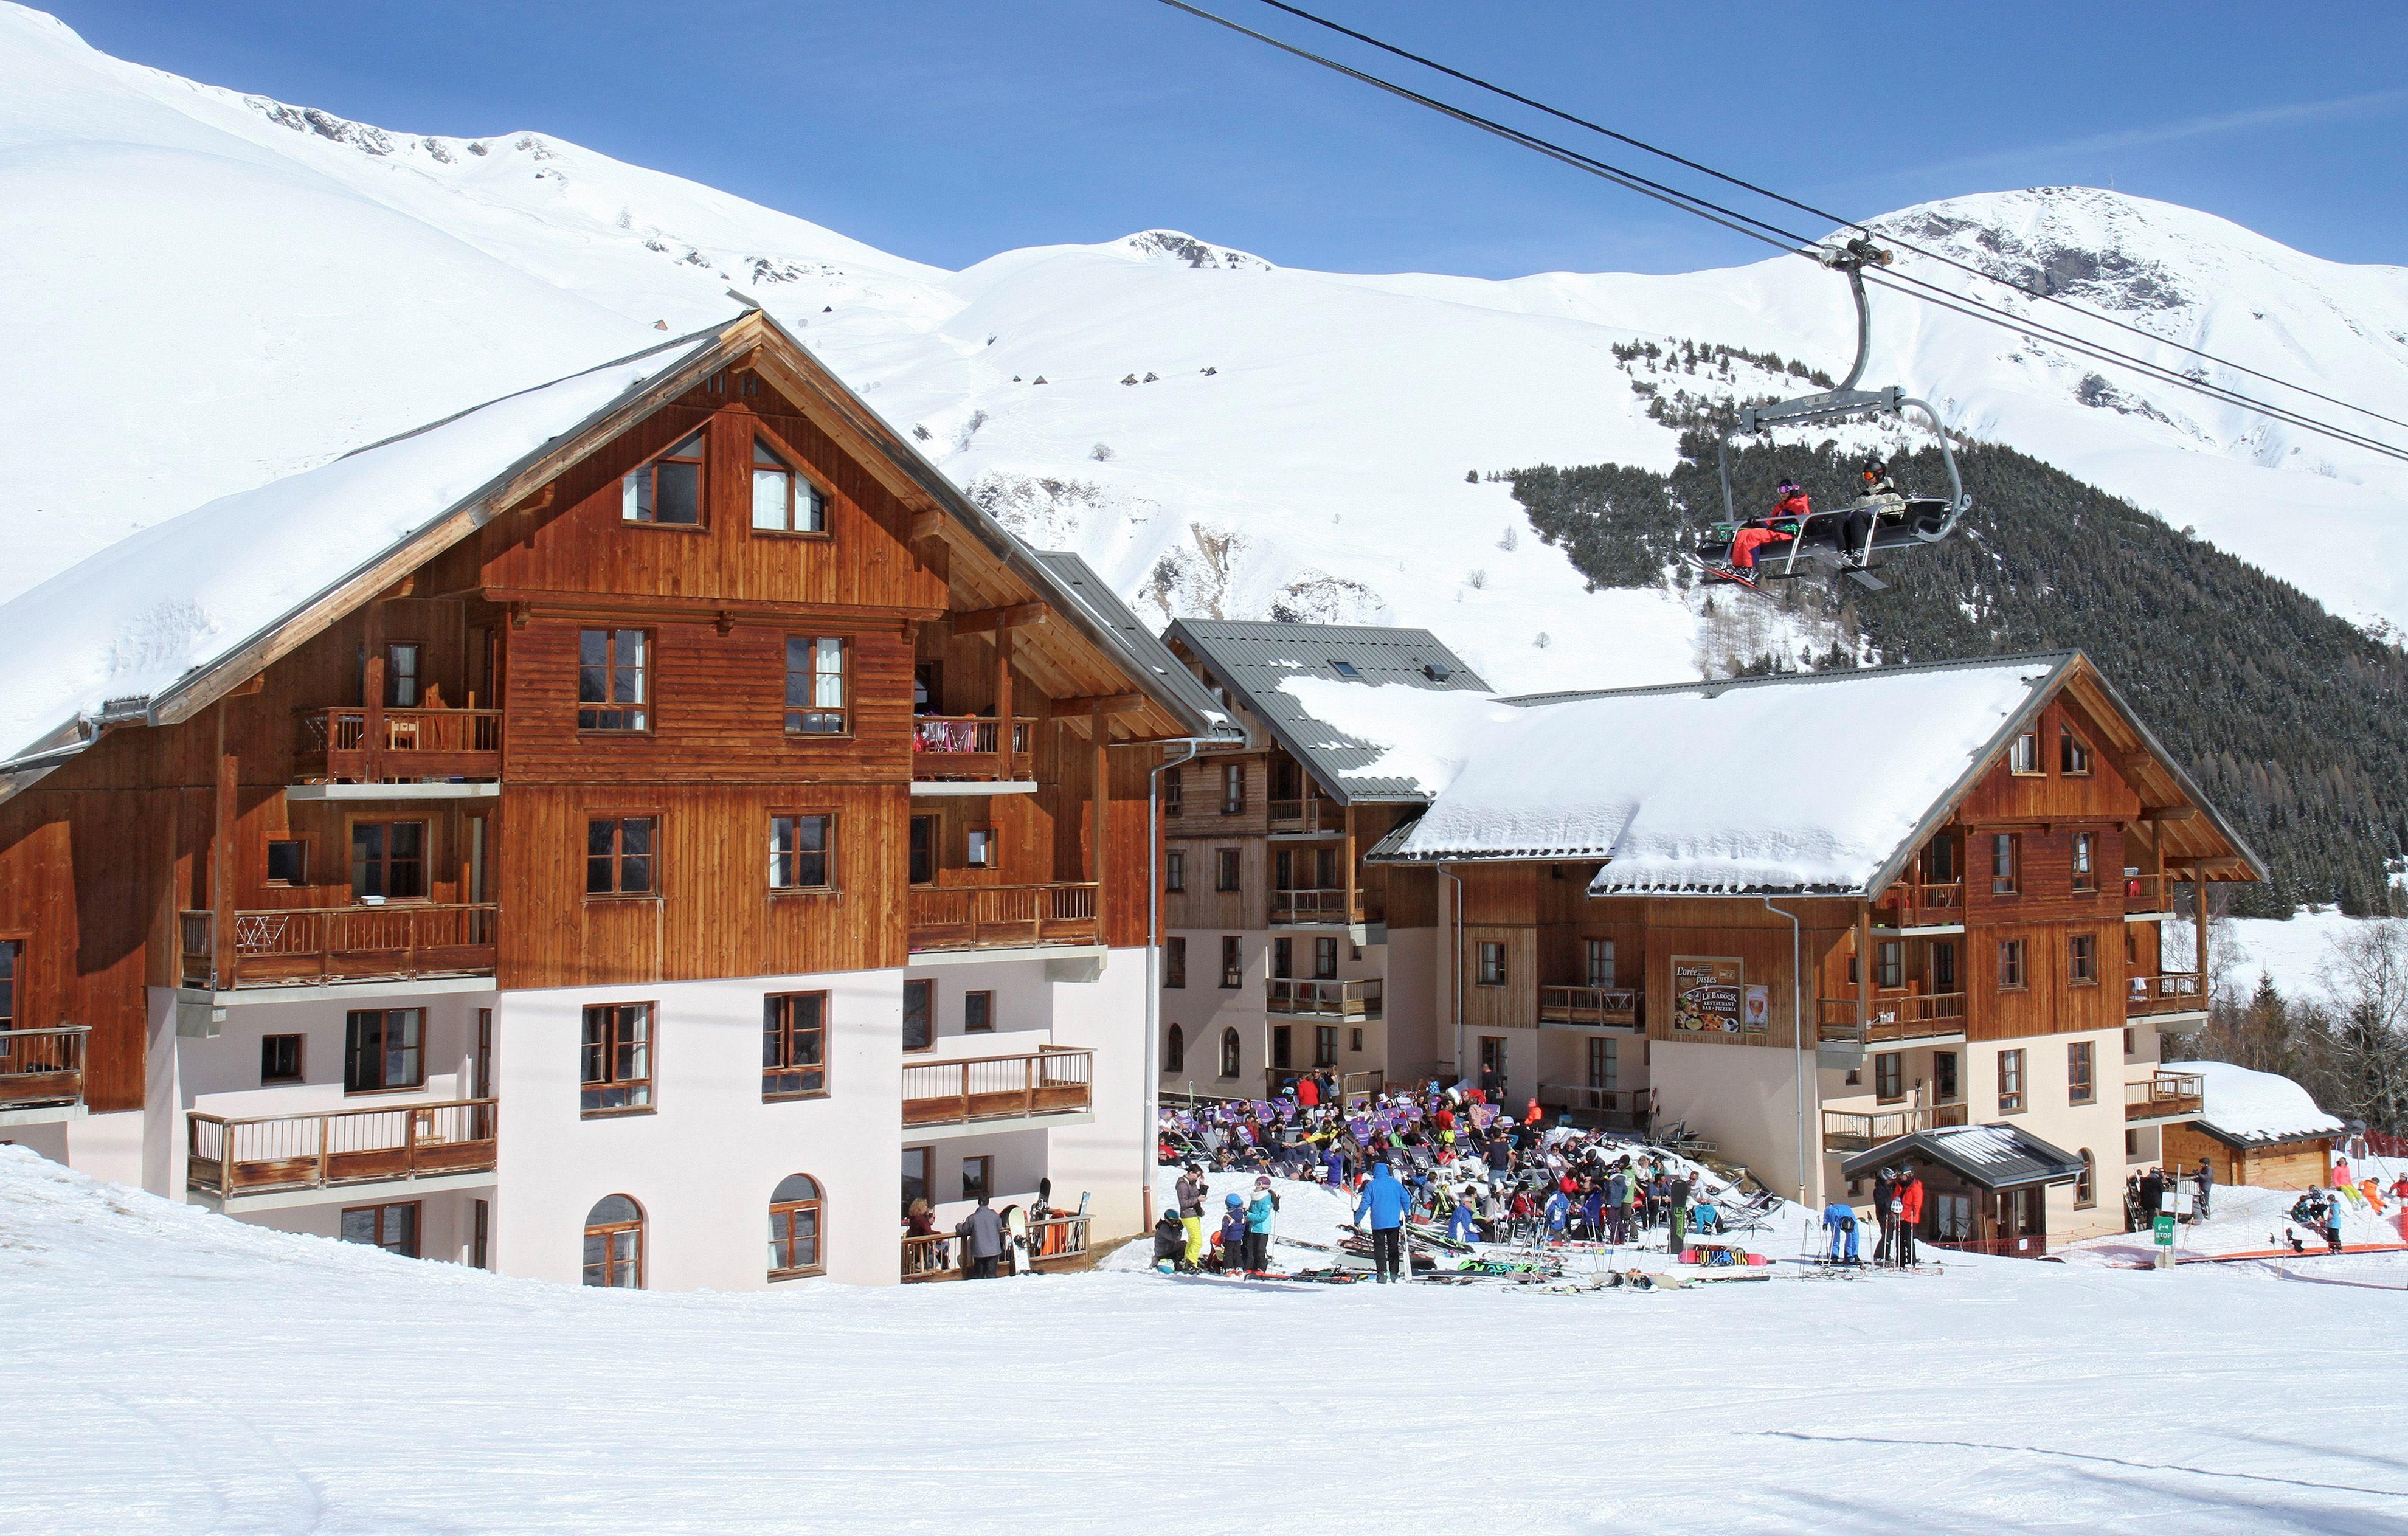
750,436 -> 826,534
623,432 -> 704,525
1329,659 -> 1361,679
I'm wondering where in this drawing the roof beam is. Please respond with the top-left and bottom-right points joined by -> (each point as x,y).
2143,806 -> 2199,822
952,602 -> 1048,636
1049,692 -> 1144,719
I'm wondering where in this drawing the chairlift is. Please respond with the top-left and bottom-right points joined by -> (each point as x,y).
1689,237 -> 1971,593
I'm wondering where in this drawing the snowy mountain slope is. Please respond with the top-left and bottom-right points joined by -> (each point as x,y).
4,3 -> 2406,702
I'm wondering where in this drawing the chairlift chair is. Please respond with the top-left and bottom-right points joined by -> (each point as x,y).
1690,237 -> 1972,593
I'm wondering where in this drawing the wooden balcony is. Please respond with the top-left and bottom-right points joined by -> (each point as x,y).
1265,978 -> 1383,1019
0,1026 -> 89,1113
901,1048 -> 1093,1130
296,707 -> 502,784
1265,1067 -> 1385,1103
1821,1101 -> 1970,1150
187,1098 -> 498,1202
1872,881 -> 1966,930
1817,992 -> 1968,1046
906,883 -> 1099,953
1267,797 -> 1344,835
1537,1082 -> 1650,1131
2126,1071 -> 2206,1124
1269,888 -> 1379,927
1538,984 -> 1643,1029
178,904 -> 499,991
901,1211 -> 1091,1281
910,716 -> 1037,783
2128,972 -> 2205,1017
2121,871 -> 2178,915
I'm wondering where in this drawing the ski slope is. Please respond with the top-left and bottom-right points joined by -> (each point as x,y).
6,1146 -> 2408,1534
6,2 -> 2408,704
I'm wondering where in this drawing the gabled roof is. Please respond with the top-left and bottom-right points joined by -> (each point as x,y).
1163,620 -> 1490,803
1840,1124 -> 2087,1192
0,310 -> 1218,801
1031,553 -> 1236,738
2185,1061 -> 2345,1149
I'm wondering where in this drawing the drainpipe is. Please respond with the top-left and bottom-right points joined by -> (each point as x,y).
1439,862 -> 1465,1085
1145,738 -> 1211,1225
1760,896 -> 1809,1211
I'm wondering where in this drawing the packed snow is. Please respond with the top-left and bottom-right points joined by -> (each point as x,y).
8,1146 -> 2408,1533
2187,1062 -> 2347,1145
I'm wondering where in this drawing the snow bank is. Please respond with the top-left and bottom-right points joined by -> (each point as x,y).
2189,1061 -> 2345,1145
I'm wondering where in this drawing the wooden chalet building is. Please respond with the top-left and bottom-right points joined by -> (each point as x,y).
0,311 -> 1221,1288
2160,1061 -> 2344,1193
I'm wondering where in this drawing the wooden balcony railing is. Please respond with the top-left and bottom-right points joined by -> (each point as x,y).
1269,888 -> 1379,926
1265,1067 -> 1385,1104
901,1211 -> 1091,1281
1264,978 -> 1383,1019
2128,972 -> 2205,1017
2126,1072 -> 2206,1124
2121,872 -> 2180,913
1816,992 -> 1968,1046
178,904 -> 498,990
910,716 -> 1038,781
297,707 -> 502,783
906,883 -> 1099,952
187,1098 -> 497,1199
1538,985 -> 1643,1029
0,1025 -> 90,1112
901,1048 -> 1094,1129
1821,1101 -> 1971,1150
1537,1082 -> 1651,1130
1872,882 -> 1966,929
1266,797 -> 1344,835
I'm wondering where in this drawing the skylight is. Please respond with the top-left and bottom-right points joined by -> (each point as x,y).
1329,659 -> 1361,679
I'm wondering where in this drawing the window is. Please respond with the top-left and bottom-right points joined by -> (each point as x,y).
909,816 -> 936,885
1222,764 -> 1245,815
340,1201 -> 420,1259
1271,937 -> 1292,980
785,636 -> 849,735
1998,1048 -> 2025,1113
1874,1052 -> 1904,1102
1165,936 -> 1186,988
1932,941 -> 1959,990
1165,851 -> 1185,892
2075,1149 -> 2097,1208
913,662 -> 942,716
1997,938 -> 2026,990
1163,770 -> 1185,820
762,992 -> 826,1099
1477,941 -> 1506,987
2071,832 -> 2096,891
386,643 -> 421,708
2008,731 -> 2040,774
586,816 -> 657,896
1271,1025 -> 1293,1071
2061,727 -> 2092,776
1315,1025 -> 1338,1068
1165,1023 -> 1185,1073
1313,936 -> 1338,980
580,1003 -> 653,1113
901,1149 -> 931,1216
769,814 -> 833,892
1585,938 -> 1616,989
622,431 -> 704,524
2123,1026 -> 2136,1056
266,838 -> 308,887
1926,835 -> 1958,884
1933,1051 -> 1960,1103
576,629 -> 649,731
903,980 -> 933,1053
344,1008 -> 423,1093
1328,659 -> 1361,679
1587,1036 -> 1618,1091
1875,940 -> 1905,990
964,828 -> 997,870
474,1009 -> 493,1098
1220,936 -> 1242,989
2069,933 -> 2097,984
750,436 -> 826,534
350,820 -> 426,901
583,1195 -> 645,1288
1219,1027 -> 1241,1078
2067,1040 -> 2097,1105
964,991 -> 994,1034
260,1033 -> 303,1085
473,1200 -> 490,1270
2125,1129 -> 2139,1158
767,1174 -> 823,1278
1990,833 -> 2018,894
958,1155 -> 994,1202
1216,849 -> 1241,892
1350,1027 -> 1364,1053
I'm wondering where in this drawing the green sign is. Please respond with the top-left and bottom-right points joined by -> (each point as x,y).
2153,1214 -> 2176,1246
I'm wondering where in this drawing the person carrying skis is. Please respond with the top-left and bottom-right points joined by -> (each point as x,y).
1244,1176 -> 1279,1276
1353,1161 -> 1411,1282
1175,1164 -> 1209,1267
1822,1199 -> 1860,1265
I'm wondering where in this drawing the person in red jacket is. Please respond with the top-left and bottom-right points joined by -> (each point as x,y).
1895,1168 -> 1926,1265
1720,479 -> 1807,581
1295,1074 -> 1319,1111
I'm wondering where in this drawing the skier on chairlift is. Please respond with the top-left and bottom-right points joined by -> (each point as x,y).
1712,478 -> 1810,587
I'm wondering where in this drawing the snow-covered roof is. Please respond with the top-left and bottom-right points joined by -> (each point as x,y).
1368,655 -> 2066,893
1165,621 -> 1490,803
2187,1061 -> 2344,1147
1841,1123 -> 2087,1191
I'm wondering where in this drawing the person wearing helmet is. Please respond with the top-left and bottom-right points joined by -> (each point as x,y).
1716,478 -> 1808,586
1214,1192 -> 1247,1274
1244,1176 -> 1279,1276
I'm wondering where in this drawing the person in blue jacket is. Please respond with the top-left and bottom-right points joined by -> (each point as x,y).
1354,1161 -> 1411,1282
1822,1200 -> 1860,1265
1216,1192 -> 1248,1274
1446,1185 -> 1481,1244
1244,1177 -> 1279,1276
1543,1187 -> 1572,1244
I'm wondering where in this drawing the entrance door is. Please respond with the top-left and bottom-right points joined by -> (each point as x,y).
909,816 -> 938,885
1479,1035 -> 1507,1081
1270,1025 -> 1293,1071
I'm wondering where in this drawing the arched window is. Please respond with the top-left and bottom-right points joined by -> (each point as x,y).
1166,1024 -> 1185,1074
2074,1149 -> 2096,1209
749,435 -> 827,534
1219,1027 -> 1241,1079
768,1174 -> 824,1279
583,1194 -> 645,1289
621,432 -> 704,525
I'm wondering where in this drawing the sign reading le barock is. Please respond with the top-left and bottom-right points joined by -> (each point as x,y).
1670,956 -> 1745,1036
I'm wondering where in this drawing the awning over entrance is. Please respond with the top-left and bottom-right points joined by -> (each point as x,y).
1840,1123 -> 2085,1192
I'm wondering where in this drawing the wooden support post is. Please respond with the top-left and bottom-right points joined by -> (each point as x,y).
1091,704 -> 1110,933
1856,903 -> 1873,1037
994,628 -> 1015,777
362,598 -> 387,784
211,701 -> 237,991
2195,876 -> 2211,982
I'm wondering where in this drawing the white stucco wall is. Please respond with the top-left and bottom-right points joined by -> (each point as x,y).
1654,1037 -> 1822,1204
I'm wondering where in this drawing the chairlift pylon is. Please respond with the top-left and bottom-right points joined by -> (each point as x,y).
1691,237 -> 1972,593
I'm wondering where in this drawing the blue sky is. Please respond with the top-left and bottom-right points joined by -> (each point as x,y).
44,0 -> 2408,277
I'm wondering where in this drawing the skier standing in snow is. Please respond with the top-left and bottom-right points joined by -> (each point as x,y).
1175,1163 -> 1209,1267
1872,1167 -> 1898,1265
1354,1161 -> 1410,1282
1895,1168 -> 1924,1265
1244,1176 -> 1279,1276
1822,1199 -> 1860,1265
2194,1158 -> 2214,1220
1605,1166 -> 1631,1245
